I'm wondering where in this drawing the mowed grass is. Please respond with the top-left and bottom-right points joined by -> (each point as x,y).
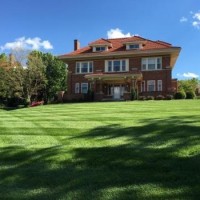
0,100 -> 200,200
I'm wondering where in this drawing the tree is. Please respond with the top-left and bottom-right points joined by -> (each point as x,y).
6,66 -> 25,98
30,51 -> 67,103
0,53 -> 9,69
0,68 -> 9,102
0,53 -> 7,61
178,78 -> 199,93
25,54 -> 47,103
0,49 -> 66,106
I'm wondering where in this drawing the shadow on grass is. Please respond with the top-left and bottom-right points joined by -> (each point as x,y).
0,116 -> 200,199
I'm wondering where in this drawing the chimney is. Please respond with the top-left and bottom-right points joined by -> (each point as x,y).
9,53 -> 15,65
74,39 -> 80,51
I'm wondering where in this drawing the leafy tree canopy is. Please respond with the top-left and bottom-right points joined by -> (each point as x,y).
30,51 -> 67,103
178,78 -> 199,93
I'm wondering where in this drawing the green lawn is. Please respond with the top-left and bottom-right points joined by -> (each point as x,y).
0,100 -> 200,199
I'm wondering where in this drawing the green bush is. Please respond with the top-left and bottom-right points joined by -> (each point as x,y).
174,91 -> 186,99
165,95 -> 173,100
196,96 -> 200,99
138,96 -> 146,100
146,96 -> 154,100
155,95 -> 165,100
186,91 -> 196,99
131,89 -> 137,100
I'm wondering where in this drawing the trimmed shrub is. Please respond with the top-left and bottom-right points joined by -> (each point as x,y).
165,95 -> 173,100
174,91 -> 186,99
138,96 -> 146,100
146,96 -> 154,100
131,89 -> 138,100
186,91 -> 196,99
196,96 -> 200,99
155,95 -> 165,100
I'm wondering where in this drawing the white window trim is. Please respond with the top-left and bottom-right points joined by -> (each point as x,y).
76,61 -> 93,74
81,83 -> 88,94
157,80 -> 162,92
141,57 -> 162,71
105,59 -> 129,72
75,83 -> 80,94
147,80 -> 156,92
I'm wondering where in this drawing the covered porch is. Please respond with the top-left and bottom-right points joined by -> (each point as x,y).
85,73 -> 142,101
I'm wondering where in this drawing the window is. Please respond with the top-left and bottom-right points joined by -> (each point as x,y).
108,61 -> 112,72
157,80 -> 162,91
157,58 -> 162,70
129,44 -> 139,49
141,57 -> 162,70
76,62 -> 93,74
122,60 -> 126,71
147,80 -> 155,92
95,46 -> 106,51
105,59 -> 129,72
141,81 -> 145,92
113,60 -> 120,71
148,58 -> 156,70
75,83 -> 80,94
92,46 -> 107,52
81,83 -> 88,94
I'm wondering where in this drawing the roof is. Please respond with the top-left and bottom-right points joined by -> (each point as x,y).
59,36 -> 177,57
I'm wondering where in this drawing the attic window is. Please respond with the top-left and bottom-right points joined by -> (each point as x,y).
93,46 -> 107,52
129,44 -> 140,49
96,46 -> 106,51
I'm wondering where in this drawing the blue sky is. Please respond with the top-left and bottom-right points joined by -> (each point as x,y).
0,0 -> 200,79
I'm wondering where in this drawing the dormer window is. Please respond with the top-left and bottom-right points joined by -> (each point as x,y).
89,39 -> 112,52
129,44 -> 140,49
126,43 -> 141,50
95,46 -> 106,52
124,40 -> 146,50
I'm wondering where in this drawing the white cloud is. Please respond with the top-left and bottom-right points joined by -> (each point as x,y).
193,12 -> 200,20
192,21 -> 200,29
178,72 -> 199,78
192,11 -> 200,29
0,37 -> 53,51
107,28 -> 132,39
180,17 -> 188,23
180,11 -> 200,29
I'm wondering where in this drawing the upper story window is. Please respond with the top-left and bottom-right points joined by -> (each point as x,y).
142,57 -> 162,71
128,44 -> 140,49
105,59 -> 129,72
95,46 -> 106,52
76,61 -> 93,74
92,46 -> 107,52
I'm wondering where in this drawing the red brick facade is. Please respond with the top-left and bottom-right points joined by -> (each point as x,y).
59,36 -> 181,101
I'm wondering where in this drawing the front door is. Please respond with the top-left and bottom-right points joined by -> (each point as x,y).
113,87 -> 120,99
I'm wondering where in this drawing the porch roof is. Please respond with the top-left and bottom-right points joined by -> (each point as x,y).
85,72 -> 142,81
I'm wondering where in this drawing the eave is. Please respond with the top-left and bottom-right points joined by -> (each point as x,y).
59,47 -> 181,68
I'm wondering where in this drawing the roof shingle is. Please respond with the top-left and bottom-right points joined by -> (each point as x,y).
62,36 -> 174,56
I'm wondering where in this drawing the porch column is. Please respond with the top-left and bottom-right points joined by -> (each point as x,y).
91,79 -> 96,93
99,79 -> 103,94
131,78 -> 138,100
94,78 -> 104,101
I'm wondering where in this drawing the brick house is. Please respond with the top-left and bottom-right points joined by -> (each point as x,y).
59,36 -> 181,101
